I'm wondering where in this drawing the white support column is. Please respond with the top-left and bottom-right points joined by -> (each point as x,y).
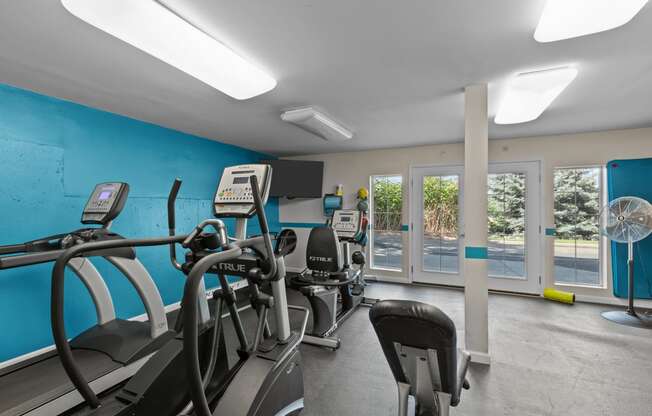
463,84 -> 490,365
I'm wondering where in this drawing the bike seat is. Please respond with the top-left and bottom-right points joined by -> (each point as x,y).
369,300 -> 469,407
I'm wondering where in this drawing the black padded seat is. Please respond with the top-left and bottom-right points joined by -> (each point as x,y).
305,226 -> 343,273
369,300 -> 463,406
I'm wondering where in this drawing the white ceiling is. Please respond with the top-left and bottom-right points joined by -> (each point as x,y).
1,1 -> 651,156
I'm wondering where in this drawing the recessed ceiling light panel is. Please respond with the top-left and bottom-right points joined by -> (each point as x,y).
281,107 -> 354,142
495,67 -> 578,125
61,0 -> 277,100
535,0 -> 649,42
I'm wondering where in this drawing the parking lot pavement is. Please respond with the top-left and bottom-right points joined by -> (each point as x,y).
372,232 -> 600,285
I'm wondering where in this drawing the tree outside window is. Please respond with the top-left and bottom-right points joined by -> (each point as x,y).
554,167 -> 602,286
371,175 -> 403,270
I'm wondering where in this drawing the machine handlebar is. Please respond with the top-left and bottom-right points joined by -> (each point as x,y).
50,234 -> 188,409
167,179 -> 184,271
167,178 -> 182,231
182,219 -> 228,249
250,175 -> 277,282
0,243 -> 29,255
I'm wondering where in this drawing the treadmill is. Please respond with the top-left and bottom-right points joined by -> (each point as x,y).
0,183 -> 174,416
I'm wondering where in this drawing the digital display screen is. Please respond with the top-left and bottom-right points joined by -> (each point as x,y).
233,177 -> 249,184
341,217 -> 350,222
262,160 -> 323,198
98,191 -> 112,201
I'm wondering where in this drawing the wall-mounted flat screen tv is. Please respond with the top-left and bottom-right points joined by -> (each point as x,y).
261,159 -> 324,198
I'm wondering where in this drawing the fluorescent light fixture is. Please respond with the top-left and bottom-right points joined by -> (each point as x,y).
535,0 -> 649,42
281,107 -> 354,142
61,0 -> 276,100
495,67 -> 578,125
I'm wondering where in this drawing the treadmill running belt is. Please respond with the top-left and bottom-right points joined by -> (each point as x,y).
0,349 -> 121,416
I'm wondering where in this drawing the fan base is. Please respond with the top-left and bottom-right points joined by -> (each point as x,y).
602,310 -> 652,329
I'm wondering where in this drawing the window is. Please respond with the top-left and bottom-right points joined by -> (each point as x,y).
422,175 -> 460,273
553,167 -> 603,286
488,173 -> 527,278
370,175 -> 403,271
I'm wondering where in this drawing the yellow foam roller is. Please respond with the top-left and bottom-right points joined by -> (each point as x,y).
543,288 -> 575,305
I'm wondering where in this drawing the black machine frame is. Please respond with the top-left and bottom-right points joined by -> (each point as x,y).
48,166 -> 309,416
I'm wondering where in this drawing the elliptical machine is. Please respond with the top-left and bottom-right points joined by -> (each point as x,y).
49,164 -> 308,416
182,164 -> 309,416
290,209 -> 374,349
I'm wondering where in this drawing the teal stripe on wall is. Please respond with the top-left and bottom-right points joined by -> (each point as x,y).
545,228 -> 556,236
465,246 -> 488,259
281,222 -> 324,228
369,224 -> 409,231
283,222 -> 377,230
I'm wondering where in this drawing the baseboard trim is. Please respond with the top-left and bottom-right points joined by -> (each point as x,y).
575,294 -> 652,309
467,350 -> 491,365
366,274 -> 410,284
367,281 -> 652,309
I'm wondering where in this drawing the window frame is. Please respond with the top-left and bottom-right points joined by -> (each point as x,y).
552,165 -> 607,289
369,174 -> 404,272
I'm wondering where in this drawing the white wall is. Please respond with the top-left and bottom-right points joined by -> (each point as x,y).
280,127 -> 652,302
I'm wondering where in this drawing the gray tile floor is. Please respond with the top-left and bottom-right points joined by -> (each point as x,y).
294,282 -> 652,416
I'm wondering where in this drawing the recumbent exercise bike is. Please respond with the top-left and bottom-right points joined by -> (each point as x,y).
290,209 -> 374,349
369,300 -> 471,416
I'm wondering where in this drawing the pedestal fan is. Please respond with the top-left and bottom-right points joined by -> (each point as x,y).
600,196 -> 652,329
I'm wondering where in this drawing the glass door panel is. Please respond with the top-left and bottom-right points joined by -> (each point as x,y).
488,172 -> 526,279
487,162 -> 541,294
423,175 -> 460,273
411,166 -> 464,286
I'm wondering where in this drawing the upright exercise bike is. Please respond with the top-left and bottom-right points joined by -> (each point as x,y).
290,209 -> 374,349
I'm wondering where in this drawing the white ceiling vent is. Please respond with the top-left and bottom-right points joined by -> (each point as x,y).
281,107 -> 353,142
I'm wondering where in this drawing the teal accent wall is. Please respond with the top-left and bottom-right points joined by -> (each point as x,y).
464,246 -> 488,259
0,83 -> 278,361
607,158 -> 652,299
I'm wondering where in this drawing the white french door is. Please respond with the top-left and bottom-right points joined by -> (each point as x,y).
486,162 -> 541,294
410,161 -> 542,294
410,165 -> 465,286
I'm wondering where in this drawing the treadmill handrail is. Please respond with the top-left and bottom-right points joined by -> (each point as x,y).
50,235 -> 187,408
0,228 -> 137,269
0,241 -> 137,270
0,243 -> 31,255
0,249 -> 66,269
0,233 -> 68,256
